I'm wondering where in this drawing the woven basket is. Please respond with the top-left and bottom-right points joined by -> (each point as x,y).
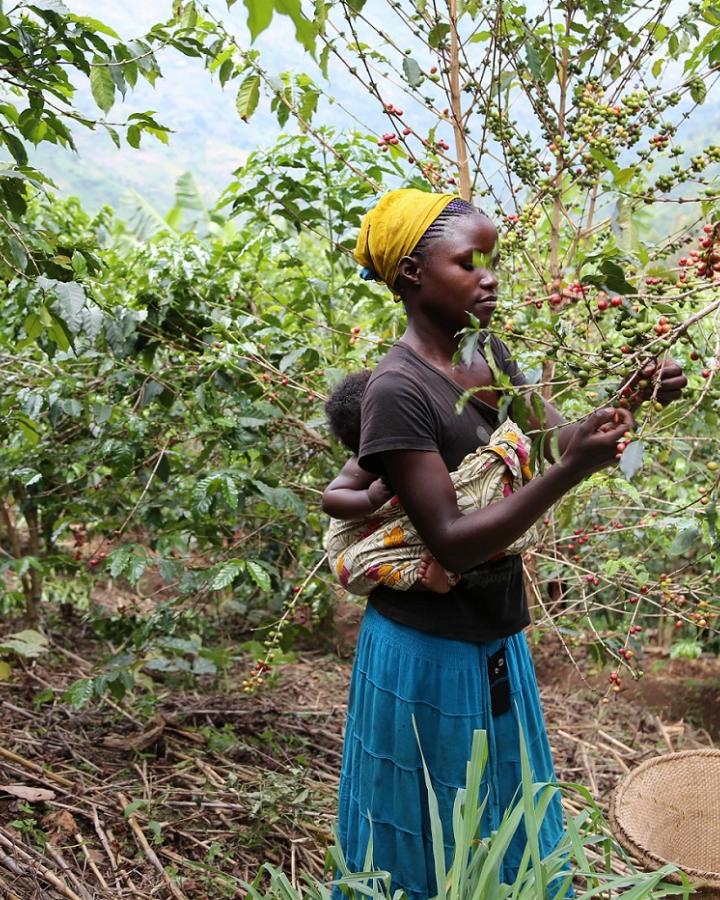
609,749 -> 720,894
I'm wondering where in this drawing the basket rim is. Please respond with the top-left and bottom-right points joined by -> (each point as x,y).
609,749 -> 720,886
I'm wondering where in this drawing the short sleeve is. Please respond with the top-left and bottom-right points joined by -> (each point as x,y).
358,369 -> 439,474
487,334 -> 527,388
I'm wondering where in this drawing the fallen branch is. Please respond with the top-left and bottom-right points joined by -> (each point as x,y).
75,830 -> 111,894
117,792 -> 188,900
0,829 -> 83,900
45,843 -> 93,900
0,868 -> 22,900
0,746 -> 75,789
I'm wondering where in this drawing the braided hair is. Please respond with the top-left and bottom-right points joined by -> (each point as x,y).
325,369 -> 372,455
394,197 -> 487,293
411,198 -> 481,257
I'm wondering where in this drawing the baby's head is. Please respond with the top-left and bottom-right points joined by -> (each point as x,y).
325,369 -> 372,455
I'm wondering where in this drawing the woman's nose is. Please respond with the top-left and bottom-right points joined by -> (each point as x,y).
479,268 -> 498,290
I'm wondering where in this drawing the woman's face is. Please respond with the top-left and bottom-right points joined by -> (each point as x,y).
412,213 -> 499,333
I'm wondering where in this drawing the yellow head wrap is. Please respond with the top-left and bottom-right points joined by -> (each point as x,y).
354,189 -> 457,292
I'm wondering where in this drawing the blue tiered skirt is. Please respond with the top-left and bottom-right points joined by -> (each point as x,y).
335,604 -> 566,898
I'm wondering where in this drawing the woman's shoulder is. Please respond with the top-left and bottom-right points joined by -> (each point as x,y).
484,333 -> 526,386
369,341 -> 445,383
366,343 -> 431,392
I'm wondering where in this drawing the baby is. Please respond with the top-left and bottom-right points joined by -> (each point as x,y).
321,370 -> 538,596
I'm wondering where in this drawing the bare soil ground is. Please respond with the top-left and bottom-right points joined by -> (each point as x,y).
0,605 -> 717,899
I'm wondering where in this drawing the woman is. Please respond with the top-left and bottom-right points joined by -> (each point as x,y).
334,189 -> 685,898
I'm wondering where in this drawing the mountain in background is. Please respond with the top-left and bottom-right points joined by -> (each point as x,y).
24,0 -> 720,230
29,0 -> 376,214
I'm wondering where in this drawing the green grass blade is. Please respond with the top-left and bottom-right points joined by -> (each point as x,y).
517,720 -> 545,897
362,817 -> 375,873
412,715 -> 447,900
469,801 -> 526,900
450,729 -> 488,898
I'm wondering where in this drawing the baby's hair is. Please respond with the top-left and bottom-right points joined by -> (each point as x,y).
325,369 -> 372,455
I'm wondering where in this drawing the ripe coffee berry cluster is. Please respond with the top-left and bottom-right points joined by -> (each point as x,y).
652,316 -> 671,336
377,132 -> 399,151
678,223 -> 720,281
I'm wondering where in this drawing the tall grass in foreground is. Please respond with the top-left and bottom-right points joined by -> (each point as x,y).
243,724 -> 692,899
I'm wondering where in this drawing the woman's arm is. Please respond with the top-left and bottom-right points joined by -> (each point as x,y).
524,357 -> 688,461
382,408 -> 633,572
321,457 -> 393,519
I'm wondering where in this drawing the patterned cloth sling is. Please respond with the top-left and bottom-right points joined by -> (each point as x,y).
325,418 -> 539,596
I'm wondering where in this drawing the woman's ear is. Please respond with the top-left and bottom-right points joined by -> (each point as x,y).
395,255 -> 422,291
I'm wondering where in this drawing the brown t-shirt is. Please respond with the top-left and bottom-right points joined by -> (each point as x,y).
358,337 -> 531,642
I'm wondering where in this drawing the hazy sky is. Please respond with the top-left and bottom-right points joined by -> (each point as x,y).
32,1 -> 399,210
26,1 -> 705,215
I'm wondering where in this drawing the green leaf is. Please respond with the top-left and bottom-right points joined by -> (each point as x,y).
210,560 -> 244,590
245,560 -> 271,591
428,22 -> 450,48
68,14 -> 120,38
530,392 -> 546,428
457,329 -> 480,369
669,523 -> 700,556
0,630 -> 49,659
710,39 -> 720,66
71,250 -> 87,275
599,259 -> 635,295
24,313 -> 43,340
127,125 -> 141,148
510,394 -> 530,432
15,413 -> 40,445
2,133 -> 28,166
526,41 -> 543,79
412,716 -> 447,899
614,166 -> 636,188
192,656 -> 217,675
90,60 -> 116,114
108,546 -> 132,578
253,481 -> 306,515
123,798 -> 147,818
243,0 -> 274,41
670,639 -> 703,659
402,56 -> 423,87
279,346 -> 306,372
175,171 -> 205,211
236,74 -> 261,122
28,0 -> 70,12
619,440 -> 644,480
37,277 -> 86,334
63,678 -> 94,709
274,0 -> 316,54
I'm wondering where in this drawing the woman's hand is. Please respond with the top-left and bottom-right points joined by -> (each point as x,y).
622,357 -> 687,407
559,407 -> 635,478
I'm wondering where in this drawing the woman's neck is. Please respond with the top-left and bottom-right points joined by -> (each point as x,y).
399,322 -> 462,369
